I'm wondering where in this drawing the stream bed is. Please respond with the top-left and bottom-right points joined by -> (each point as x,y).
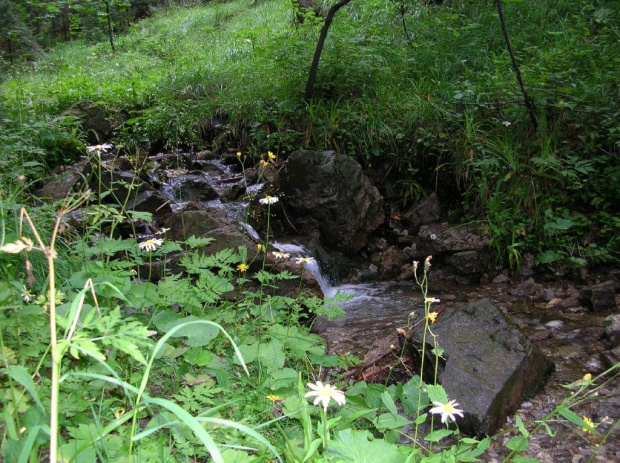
312,278 -> 620,462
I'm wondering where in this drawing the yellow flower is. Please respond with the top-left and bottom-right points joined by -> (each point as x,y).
257,243 -> 263,251
237,263 -> 249,272
426,312 -> 438,324
583,373 -> 592,382
268,151 -> 276,160
236,151 -> 242,157
582,416 -> 595,433
261,160 -> 269,168
266,394 -> 283,402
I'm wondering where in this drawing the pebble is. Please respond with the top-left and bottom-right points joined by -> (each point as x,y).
546,320 -> 564,329
546,297 -> 562,309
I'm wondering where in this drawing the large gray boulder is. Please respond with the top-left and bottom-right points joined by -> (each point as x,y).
160,207 -> 254,255
61,100 -> 114,144
415,223 -> 490,283
36,158 -> 91,201
416,299 -> 554,436
280,151 -> 384,252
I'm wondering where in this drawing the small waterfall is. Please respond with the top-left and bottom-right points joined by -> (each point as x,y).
271,242 -> 339,297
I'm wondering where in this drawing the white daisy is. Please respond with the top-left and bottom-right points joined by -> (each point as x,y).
21,285 -> 32,303
259,195 -> 279,205
86,143 -> 113,154
304,381 -> 346,412
272,251 -> 290,259
429,399 -> 464,424
138,238 -> 163,252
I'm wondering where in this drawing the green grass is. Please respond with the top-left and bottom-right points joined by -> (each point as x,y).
0,0 -> 618,268
0,2 -> 619,458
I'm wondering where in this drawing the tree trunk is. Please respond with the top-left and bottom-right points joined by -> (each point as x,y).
104,0 -> 115,52
496,0 -> 537,131
304,0 -> 354,100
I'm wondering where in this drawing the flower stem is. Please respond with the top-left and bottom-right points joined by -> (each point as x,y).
321,408 -> 329,455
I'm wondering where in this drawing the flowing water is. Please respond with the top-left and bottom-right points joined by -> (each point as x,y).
155,154 -> 620,461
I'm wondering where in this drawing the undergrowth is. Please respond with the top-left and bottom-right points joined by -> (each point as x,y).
1,0 -> 618,271
0,143 -> 618,461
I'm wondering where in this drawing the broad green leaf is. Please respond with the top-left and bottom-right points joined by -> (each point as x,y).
512,457 -> 541,463
425,384 -> 448,404
424,428 -> 454,442
185,235 -> 215,248
264,368 -> 298,390
329,429 -> 407,463
183,349 -> 213,366
516,415 -> 529,437
222,449 -> 254,463
505,436 -> 529,452
558,407 -> 597,433
302,438 -> 322,462
400,375 -> 428,414
163,315 -> 220,347
3,366 -> 44,411
373,413 -> 412,431
537,250 -> 564,264
381,390 -> 398,416
126,210 -> 153,222
58,439 -> 97,463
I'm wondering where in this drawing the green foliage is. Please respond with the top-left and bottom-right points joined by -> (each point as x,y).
1,0 -> 619,460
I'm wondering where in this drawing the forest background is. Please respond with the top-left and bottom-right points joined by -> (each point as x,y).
0,0 -> 619,462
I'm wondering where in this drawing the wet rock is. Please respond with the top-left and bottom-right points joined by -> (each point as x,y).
165,174 -> 219,202
151,152 -> 194,170
419,299 -> 554,436
415,223 -> 490,283
545,320 -> 564,329
449,250 -> 490,284
599,346 -> 620,370
93,170 -> 148,204
397,263 -> 415,281
510,278 -> 547,302
580,280 -> 617,312
605,314 -> 620,349
493,273 -> 510,284
546,298 -> 562,309
360,264 -> 379,282
160,208 -> 255,255
548,296 -> 581,311
129,189 -> 172,217
61,100 -> 115,144
370,245 -> 409,279
36,158 -> 91,201
218,183 -> 245,202
402,193 -> 442,234
367,236 -> 388,253
280,150 -> 384,252
416,223 -> 488,256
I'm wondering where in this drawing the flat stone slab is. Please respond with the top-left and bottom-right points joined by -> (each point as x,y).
418,299 -> 554,436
